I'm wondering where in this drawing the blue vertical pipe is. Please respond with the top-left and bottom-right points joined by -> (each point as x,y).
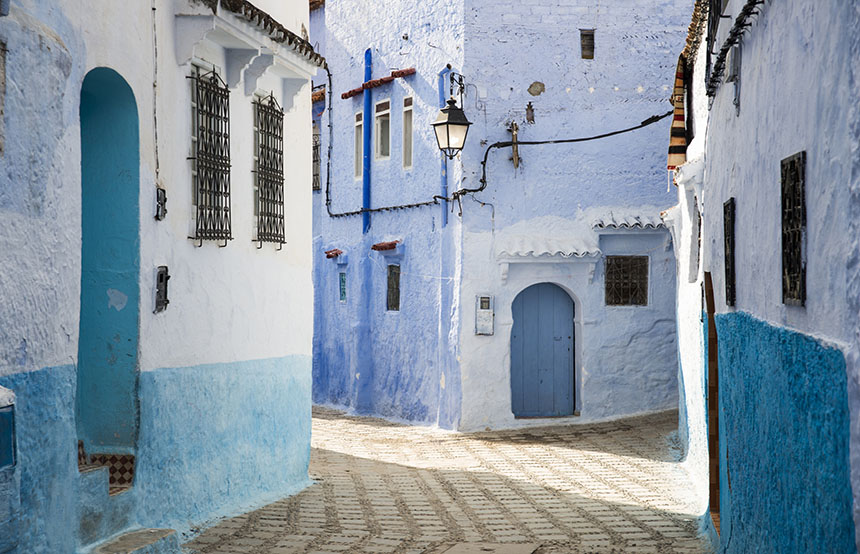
362,49 -> 372,233
437,66 -> 451,227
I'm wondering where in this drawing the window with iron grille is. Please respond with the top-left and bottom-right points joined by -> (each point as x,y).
190,66 -> 232,243
605,256 -> 648,306
253,93 -> 285,246
781,151 -> 806,306
339,272 -> 347,302
695,206 -> 702,277
387,265 -> 400,311
312,122 -> 321,191
705,0 -> 721,83
724,197 -> 736,306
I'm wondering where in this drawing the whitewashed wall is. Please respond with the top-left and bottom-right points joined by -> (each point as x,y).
139,2 -> 315,371
664,35 -> 711,538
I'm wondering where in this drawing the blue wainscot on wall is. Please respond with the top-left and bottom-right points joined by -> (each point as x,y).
715,312 -> 855,553
134,355 -> 312,534
0,365 -> 78,554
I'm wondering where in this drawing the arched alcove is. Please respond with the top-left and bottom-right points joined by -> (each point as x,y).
77,67 -> 140,455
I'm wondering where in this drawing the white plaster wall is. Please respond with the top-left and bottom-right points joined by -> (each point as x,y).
455,0 -> 688,432
253,0 -> 309,38
0,0 -> 154,377
666,35 -> 710,525
699,0 -> 859,541
0,0 -> 316,378
458,209 -> 678,432
702,1 -> 852,342
138,0 -> 315,370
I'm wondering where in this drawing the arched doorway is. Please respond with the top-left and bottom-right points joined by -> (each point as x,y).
510,283 -> 574,417
77,68 -> 140,455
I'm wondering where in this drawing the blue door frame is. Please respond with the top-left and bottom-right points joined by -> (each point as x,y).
510,283 -> 575,417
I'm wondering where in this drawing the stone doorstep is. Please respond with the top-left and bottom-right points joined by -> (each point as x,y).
92,528 -> 179,554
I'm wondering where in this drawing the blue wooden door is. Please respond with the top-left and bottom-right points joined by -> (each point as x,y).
510,283 -> 574,417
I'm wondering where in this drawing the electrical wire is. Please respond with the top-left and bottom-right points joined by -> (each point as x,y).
325,103 -> 674,218
450,109 -> 675,208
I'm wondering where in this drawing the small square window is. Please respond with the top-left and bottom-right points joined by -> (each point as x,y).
605,256 -> 648,306
387,264 -> 400,311
580,30 -> 595,60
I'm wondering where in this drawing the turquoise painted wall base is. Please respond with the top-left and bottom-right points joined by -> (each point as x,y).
715,312 -> 855,552
0,365 -> 78,554
0,355 -> 312,550
135,355 -> 313,535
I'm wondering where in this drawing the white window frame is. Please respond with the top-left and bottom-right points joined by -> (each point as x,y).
374,99 -> 391,160
354,112 -> 363,179
402,97 -> 413,169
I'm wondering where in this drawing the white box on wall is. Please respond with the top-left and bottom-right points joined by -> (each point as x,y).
475,294 -> 494,336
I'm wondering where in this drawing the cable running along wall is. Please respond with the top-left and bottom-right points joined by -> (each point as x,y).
322,76 -> 674,219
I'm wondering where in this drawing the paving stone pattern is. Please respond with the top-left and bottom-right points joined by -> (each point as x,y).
185,408 -> 708,554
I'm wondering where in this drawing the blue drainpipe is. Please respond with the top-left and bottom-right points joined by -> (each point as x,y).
362,49 -> 373,233
437,66 -> 451,228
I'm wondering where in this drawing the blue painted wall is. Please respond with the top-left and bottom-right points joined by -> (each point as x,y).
78,68 -> 140,454
0,366 -> 78,554
715,312 -> 855,553
311,0 -> 687,429
134,355 -> 312,534
310,0 -> 464,427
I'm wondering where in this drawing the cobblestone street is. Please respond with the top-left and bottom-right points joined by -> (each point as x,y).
185,408 -> 708,554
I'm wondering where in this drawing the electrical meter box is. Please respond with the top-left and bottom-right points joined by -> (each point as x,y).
475,294 -> 494,335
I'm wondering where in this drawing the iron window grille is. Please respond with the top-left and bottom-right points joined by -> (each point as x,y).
705,0 -> 720,83
781,151 -> 806,306
339,272 -> 347,302
253,93 -> 285,247
387,264 -> 400,311
605,256 -> 649,306
312,123 -> 321,191
189,67 -> 232,245
696,206 -> 702,279
724,197 -> 736,306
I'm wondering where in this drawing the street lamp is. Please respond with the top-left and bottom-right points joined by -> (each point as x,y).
432,97 -> 472,159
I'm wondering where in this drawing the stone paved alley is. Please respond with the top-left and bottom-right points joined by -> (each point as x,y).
185,408 -> 708,554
